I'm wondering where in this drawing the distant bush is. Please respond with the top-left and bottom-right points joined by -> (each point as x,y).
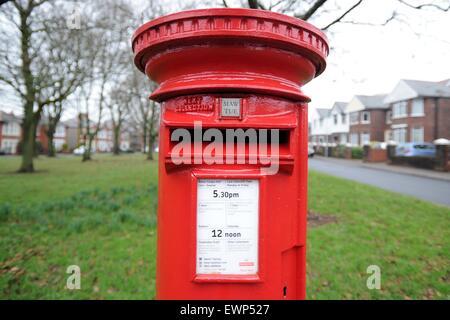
351,147 -> 364,159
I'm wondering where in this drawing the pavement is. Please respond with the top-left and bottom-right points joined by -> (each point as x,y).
309,156 -> 450,207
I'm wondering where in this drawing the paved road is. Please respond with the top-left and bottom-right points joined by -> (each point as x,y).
309,157 -> 450,207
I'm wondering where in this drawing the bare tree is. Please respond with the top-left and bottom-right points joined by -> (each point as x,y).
75,0 -> 132,161
0,0 -> 91,172
106,84 -> 129,155
124,69 -> 159,159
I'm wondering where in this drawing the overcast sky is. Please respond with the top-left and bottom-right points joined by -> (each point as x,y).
1,0 -> 449,121
301,0 -> 450,115
145,0 -> 450,117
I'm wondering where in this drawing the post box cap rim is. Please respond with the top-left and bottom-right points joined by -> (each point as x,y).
132,8 -> 328,44
132,8 -> 328,74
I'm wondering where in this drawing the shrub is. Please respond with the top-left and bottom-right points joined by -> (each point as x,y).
0,203 -> 11,221
351,147 -> 364,159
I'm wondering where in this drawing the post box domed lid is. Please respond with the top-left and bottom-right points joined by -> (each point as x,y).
132,8 -> 328,101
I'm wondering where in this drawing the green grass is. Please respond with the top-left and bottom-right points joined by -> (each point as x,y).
0,154 -> 158,299
0,154 -> 448,299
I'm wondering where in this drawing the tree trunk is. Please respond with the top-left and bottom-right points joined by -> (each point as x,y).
147,130 -> 154,160
147,103 -> 157,161
18,118 -> 36,173
82,136 -> 93,162
47,130 -> 56,157
113,126 -> 120,155
142,123 -> 148,154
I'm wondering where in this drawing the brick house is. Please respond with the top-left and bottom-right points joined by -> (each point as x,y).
36,119 -> 67,153
64,115 -> 129,152
346,94 -> 388,146
384,79 -> 450,143
0,111 -> 22,154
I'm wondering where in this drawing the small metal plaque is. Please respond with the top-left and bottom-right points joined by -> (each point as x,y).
221,98 -> 241,118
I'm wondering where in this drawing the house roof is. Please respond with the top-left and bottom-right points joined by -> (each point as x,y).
355,94 -> 388,109
0,110 -> 22,123
331,101 -> 347,113
316,108 -> 331,118
403,79 -> 450,97
384,79 -> 450,103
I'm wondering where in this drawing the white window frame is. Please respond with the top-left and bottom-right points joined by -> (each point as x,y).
393,127 -> 407,143
350,112 -> 359,125
360,132 -> 370,145
392,101 -> 408,119
411,98 -> 424,117
386,110 -> 392,124
361,111 -> 370,124
411,126 -> 424,143
350,133 -> 358,146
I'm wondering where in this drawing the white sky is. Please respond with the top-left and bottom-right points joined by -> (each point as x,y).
301,0 -> 450,118
1,0 -> 449,121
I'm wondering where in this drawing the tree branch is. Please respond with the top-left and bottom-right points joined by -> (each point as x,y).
297,0 -> 328,20
321,0 -> 363,30
398,0 -> 450,11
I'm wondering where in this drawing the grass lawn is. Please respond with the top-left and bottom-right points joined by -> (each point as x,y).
0,154 -> 448,299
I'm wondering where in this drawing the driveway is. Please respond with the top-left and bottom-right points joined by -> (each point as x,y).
309,157 -> 450,207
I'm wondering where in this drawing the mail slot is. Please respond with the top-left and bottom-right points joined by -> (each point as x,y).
132,8 -> 328,299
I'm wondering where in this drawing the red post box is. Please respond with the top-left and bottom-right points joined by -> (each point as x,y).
132,8 -> 328,300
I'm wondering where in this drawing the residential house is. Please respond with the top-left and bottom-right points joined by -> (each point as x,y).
309,102 -> 348,145
64,114 -> 131,153
384,79 -> 450,143
346,94 -> 388,146
0,111 -> 22,154
329,102 -> 349,144
309,108 -> 331,144
63,118 -> 79,151
36,119 -> 67,153
96,121 -> 113,152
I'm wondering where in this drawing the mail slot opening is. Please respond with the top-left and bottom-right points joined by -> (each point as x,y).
169,128 -> 291,159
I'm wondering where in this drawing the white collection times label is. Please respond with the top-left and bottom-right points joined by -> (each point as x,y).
196,179 -> 259,275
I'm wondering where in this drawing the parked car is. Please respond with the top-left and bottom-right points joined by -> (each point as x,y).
73,145 -> 95,155
308,145 -> 315,158
395,143 -> 436,157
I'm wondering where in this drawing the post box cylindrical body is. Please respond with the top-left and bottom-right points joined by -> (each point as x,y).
132,8 -> 328,300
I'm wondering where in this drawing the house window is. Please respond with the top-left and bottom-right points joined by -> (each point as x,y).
411,99 -> 424,116
350,133 -> 358,146
385,130 -> 392,142
319,119 -> 323,127
341,113 -> 346,124
411,127 -> 424,143
361,111 -> 370,124
386,110 -> 392,124
333,114 -> 338,125
340,133 -> 347,144
360,132 -> 370,145
314,120 -> 317,128
393,128 -> 407,143
392,101 -> 408,118
55,125 -> 65,137
350,112 -> 359,124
